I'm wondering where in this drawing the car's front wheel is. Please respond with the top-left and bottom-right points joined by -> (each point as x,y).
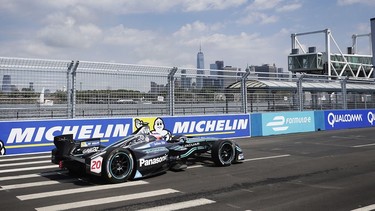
103,148 -> 134,183
211,140 -> 235,166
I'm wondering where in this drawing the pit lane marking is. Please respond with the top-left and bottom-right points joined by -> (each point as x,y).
187,154 -> 291,169
35,188 -> 180,211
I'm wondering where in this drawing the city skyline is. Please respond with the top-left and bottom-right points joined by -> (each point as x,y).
0,1 -> 374,71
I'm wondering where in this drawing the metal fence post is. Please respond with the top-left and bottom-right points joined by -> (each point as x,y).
168,67 -> 178,116
71,61 -> 79,118
67,61 -> 74,118
341,76 -> 348,109
241,67 -> 251,113
297,74 -> 305,111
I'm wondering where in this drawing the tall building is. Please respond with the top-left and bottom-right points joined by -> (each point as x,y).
150,81 -> 166,94
196,45 -> 205,89
29,82 -> 34,91
254,64 -> 277,79
180,69 -> 192,91
2,75 -> 11,93
210,61 -> 224,89
210,61 -> 241,89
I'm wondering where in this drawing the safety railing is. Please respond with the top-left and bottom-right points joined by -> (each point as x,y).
1,57 -> 374,120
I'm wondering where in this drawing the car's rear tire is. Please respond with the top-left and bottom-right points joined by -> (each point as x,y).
103,148 -> 134,183
211,140 -> 235,166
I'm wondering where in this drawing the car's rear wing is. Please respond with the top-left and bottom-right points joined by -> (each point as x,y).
54,134 -> 101,157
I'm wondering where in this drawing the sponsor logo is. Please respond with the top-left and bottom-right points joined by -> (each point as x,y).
139,154 -> 168,167
172,119 -> 248,134
81,140 -> 100,147
6,124 -> 130,144
150,140 -> 167,147
0,140 -> 5,155
327,113 -> 363,128
368,112 -> 374,125
82,147 -> 99,154
184,142 -> 200,147
266,116 -> 311,131
142,147 -> 167,154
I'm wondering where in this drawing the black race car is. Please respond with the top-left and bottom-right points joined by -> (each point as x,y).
51,123 -> 244,183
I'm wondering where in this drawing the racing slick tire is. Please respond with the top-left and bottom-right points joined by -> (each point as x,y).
211,139 -> 235,166
102,148 -> 135,183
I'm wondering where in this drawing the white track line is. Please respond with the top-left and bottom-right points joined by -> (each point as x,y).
352,204 -> 375,211
243,154 -> 291,162
0,179 -> 75,190
352,143 -> 375,148
0,171 -> 66,181
0,165 -> 57,174
35,188 -> 179,211
17,180 -> 149,201
0,160 -> 50,167
138,198 -> 216,211
0,155 -> 50,162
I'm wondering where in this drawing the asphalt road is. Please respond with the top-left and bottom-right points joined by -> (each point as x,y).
1,127 -> 375,211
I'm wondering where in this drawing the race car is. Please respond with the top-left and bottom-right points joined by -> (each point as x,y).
51,123 -> 244,183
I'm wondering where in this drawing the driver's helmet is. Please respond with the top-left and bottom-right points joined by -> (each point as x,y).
147,132 -> 163,142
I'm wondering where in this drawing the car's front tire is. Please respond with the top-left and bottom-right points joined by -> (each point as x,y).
211,140 -> 235,166
103,148 -> 134,183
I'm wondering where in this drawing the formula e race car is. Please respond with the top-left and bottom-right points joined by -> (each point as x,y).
51,123 -> 244,183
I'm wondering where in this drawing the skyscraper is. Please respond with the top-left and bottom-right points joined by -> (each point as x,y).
2,75 -> 11,93
254,64 -> 277,79
210,61 -> 224,89
196,45 -> 205,89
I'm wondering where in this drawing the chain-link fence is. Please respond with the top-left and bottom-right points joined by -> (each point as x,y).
1,57 -> 375,120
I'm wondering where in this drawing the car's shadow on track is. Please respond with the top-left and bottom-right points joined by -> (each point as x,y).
186,156 -> 215,167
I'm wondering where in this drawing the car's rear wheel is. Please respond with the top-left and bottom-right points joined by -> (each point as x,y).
211,140 -> 235,166
103,148 -> 134,183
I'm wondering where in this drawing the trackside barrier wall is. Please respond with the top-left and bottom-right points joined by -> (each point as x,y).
261,111 -> 315,136
323,109 -> 375,130
1,110 -> 374,156
0,114 -> 250,155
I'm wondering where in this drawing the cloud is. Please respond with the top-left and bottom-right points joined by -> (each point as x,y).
182,0 -> 247,12
246,0 -> 282,11
5,0 -> 247,15
38,14 -> 102,48
104,25 -> 156,46
173,21 -> 224,37
236,12 -> 279,25
239,1 -> 301,25
337,0 -> 375,6
276,2 -> 302,12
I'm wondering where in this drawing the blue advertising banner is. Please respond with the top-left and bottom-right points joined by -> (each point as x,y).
0,114 -> 250,156
0,118 -> 132,155
262,111 -> 315,136
133,114 -> 251,139
324,109 -> 375,130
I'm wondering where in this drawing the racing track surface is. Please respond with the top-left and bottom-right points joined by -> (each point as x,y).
1,127 -> 375,211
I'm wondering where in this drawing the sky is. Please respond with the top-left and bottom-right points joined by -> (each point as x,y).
0,0 -> 374,72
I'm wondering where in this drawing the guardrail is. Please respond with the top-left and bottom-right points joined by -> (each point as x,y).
1,57 -> 375,120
